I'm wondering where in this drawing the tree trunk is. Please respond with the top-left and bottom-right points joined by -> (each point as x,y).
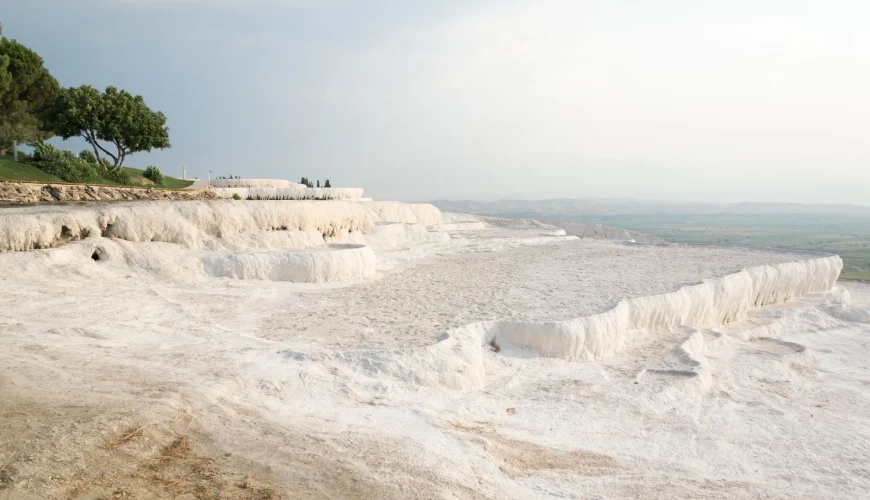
86,134 -> 101,165
12,141 -> 17,162
82,131 -> 116,168
113,143 -> 121,170
112,142 -> 126,171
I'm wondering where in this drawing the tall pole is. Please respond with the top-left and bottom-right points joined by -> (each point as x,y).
12,141 -> 17,162
207,169 -> 212,187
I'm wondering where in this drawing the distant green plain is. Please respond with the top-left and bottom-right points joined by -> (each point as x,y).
566,213 -> 870,281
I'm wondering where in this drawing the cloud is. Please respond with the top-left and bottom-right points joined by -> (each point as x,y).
9,0 -> 870,202
300,0 -> 870,200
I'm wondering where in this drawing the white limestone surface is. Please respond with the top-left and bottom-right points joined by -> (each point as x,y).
484,255 -> 842,361
0,200 -> 371,251
212,186 -> 365,200
209,179 -> 302,188
203,244 -> 375,283
362,201 -> 442,227
1,203 -> 866,500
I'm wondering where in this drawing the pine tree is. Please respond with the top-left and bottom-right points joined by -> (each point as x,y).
324,179 -> 331,188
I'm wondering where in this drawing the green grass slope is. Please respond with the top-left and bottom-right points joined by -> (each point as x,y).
0,154 -> 63,182
0,155 -> 192,189
122,167 -> 193,189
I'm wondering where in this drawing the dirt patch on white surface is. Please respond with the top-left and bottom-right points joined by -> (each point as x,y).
451,423 -> 619,478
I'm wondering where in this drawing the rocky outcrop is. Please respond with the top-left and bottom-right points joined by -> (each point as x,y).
0,182 -> 218,203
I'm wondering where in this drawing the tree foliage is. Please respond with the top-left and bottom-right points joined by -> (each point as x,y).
0,36 -> 59,152
0,54 -> 11,97
38,85 -> 170,170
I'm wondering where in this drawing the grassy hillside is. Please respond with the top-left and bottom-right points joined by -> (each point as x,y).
0,154 -> 63,182
0,154 -> 192,189
122,166 -> 193,189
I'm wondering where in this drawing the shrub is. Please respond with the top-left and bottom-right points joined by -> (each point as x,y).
105,168 -> 132,185
78,149 -> 98,164
232,193 -> 242,200
28,143 -> 136,185
29,142 -> 105,183
143,165 -> 164,184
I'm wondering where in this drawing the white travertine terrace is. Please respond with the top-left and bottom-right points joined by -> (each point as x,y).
3,197 -> 867,500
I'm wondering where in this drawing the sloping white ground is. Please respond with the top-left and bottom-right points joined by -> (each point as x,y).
362,201 -> 443,227
1,202 -> 867,499
203,244 -> 375,283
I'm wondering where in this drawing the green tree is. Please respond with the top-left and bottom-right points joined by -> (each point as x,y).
98,86 -> 170,169
37,85 -> 106,164
39,85 -> 170,171
0,24 -> 7,100
0,55 -> 11,96
0,34 -> 59,156
39,85 -> 170,170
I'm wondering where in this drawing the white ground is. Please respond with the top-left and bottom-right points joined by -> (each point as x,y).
0,205 -> 868,499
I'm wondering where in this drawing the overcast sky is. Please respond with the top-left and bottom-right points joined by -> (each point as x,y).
4,0 -> 869,203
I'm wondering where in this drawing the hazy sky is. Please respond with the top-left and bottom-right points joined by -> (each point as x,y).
4,0 -> 869,203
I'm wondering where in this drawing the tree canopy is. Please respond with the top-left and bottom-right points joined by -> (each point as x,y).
0,35 -> 59,152
0,24 -> 8,96
0,54 -> 11,97
39,85 -> 170,169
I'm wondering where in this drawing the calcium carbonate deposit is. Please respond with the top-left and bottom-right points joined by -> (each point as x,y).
1,200 -> 868,499
209,178 -> 366,200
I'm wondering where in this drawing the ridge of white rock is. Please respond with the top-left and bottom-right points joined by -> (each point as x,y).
482,255 -> 842,360
362,202 -> 442,227
0,200 -> 442,252
212,187 -> 365,201
332,255 -> 842,391
209,179 -> 302,188
203,244 -> 375,283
